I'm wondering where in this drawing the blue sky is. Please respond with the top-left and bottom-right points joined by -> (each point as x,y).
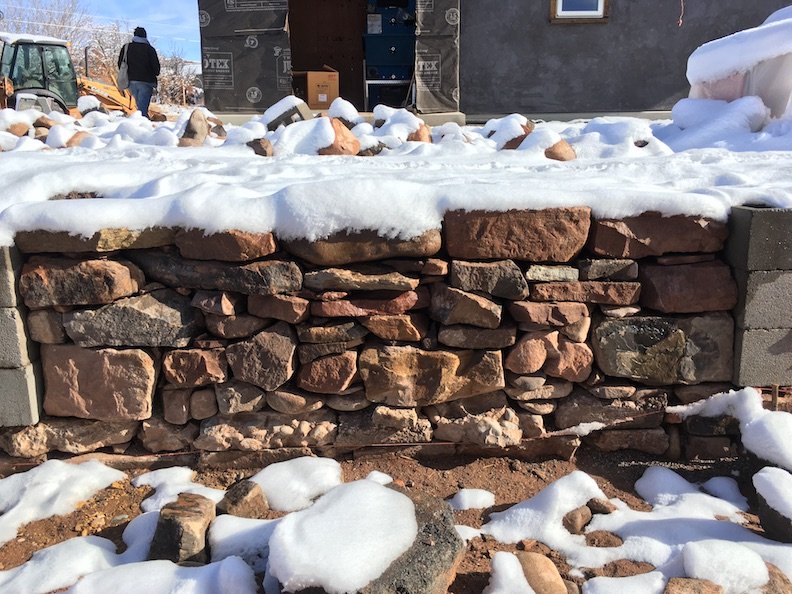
83,0 -> 201,61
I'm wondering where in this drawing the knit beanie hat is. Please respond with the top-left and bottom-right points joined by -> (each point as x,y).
134,27 -> 147,38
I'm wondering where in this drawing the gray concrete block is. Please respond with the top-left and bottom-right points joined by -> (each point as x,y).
0,307 -> 38,368
725,205 -> 792,272
0,363 -> 42,426
734,270 -> 792,330
733,328 -> 792,387
0,246 -> 22,307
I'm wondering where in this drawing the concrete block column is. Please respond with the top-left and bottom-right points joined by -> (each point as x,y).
726,206 -> 792,387
0,246 -> 42,426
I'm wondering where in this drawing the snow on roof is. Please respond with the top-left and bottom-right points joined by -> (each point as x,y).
0,31 -> 69,46
687,12 -> 792,85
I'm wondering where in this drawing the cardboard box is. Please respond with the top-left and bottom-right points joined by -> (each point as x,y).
292,66 -> 339,109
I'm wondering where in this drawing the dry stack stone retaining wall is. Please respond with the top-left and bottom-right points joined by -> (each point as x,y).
0,207 -> 768,463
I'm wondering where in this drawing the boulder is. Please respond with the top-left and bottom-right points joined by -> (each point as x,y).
205,313 -> 268,339
501,122 -> 536,150
543,333 -> 594,382
178,109 -> 211,147
27,309 -> 66,344
515,551 -> 568,594
505,378 -> 572,401
304,268 -> 419,292
225,322 -> 298,390
149,493 -> 216,563
297,351 -> 358,394
545,139 -> 577,161
296,321 -> 368,344
42,344 -> 155,421
359,345 -> 504,407
563,505 -> 592,534
215,380 -> 267,414
325,391 -> 371,412
19,256 -> 144,309
430,284 -> 502,329
336,406 -> 433,447
504,332 -> 549,374
578,259 -> 638,281
190,388 -> 220,420
162,387 -> 192,425
588,213 -> 728,258
438,324 -> 517,349
248,294 -> 310,324
127,250 -> 302,295
586,428 -> 670,455
193,409 -> 338,451
190,290 -> 244,316
560,316 -> 592,343
530,282 -> 641,306
361,313 -> 430,342
139,417 -> 199,452
318,117 -> 361,155
358,488 -> 465,594
217,480 -> 269,519
592,314 -> 734,385
407,122 -> 433,143
444,208 -> 591,262
246,138 -> 274,157
63,289 -> 204,348
663,578 -> 724,594
554,390 -> 667,430
525,265 -> 579,282
283,230 -> 442,266
434,406 -> 523,447
509,301 -> 589,326
311,290 -> 418,317
15,228 -> 176,254
266,388 -> 325,414
638,262 -> 738,313
298,338 -> 365,365
0,418 -> 138,458
175,229 -> 277,262
449,260 -> 529,300
763,563 -> 792,594
163,348 -> 227,387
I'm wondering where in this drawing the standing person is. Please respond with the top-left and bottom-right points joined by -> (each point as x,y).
118,27 -> 160,118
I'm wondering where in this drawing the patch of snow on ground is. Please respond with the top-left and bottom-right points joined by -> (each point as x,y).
447,488 -> 496,510
683,540 -> 769,594
267,480 -> 417,593
132,467 -> 225,512
365,470 -> 393,485
209,516 -> 281,573
65,556 -> 258,594
0,460 -> 125,546
455,525 -> 482,542
249,456 -> 342,512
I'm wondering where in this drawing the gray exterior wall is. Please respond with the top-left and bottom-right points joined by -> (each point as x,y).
459,0 -> 791,114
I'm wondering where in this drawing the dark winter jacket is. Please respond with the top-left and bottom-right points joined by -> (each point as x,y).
118,40 -> 160,84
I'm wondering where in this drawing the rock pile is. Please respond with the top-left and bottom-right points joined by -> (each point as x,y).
0,208 -> 740,460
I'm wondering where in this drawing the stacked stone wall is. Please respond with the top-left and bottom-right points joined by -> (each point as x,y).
0,208 -> 747,461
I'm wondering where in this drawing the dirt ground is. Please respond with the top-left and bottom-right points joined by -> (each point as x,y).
0,448 -> 752,593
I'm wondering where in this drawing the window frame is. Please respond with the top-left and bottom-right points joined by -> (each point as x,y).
550,0 -> 609,24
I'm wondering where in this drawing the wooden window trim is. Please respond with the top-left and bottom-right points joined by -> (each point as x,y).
550,0 -> 610,24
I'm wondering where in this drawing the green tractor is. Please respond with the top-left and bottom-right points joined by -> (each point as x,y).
0,32 -> 79,115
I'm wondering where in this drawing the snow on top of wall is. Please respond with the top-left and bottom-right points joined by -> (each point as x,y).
687,10 -> 792,84
1,98 -> 792,246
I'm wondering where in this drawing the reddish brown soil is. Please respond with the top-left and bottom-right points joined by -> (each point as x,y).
0,449 -> 746,593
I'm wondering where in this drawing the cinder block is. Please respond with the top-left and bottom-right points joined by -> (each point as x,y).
725,205 -> 792,272
0,307 -> 38,368
734,269 -> 792,330
0,246 -> 22,307
0,363 -> 42,426
734,328 -> 792,387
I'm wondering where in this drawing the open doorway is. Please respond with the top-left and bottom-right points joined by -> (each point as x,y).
287,0 -> 417,112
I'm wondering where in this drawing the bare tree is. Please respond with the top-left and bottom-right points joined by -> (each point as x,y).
84,21 -> 130,82
156,51 -> 201,106
0,0 -> 94,49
